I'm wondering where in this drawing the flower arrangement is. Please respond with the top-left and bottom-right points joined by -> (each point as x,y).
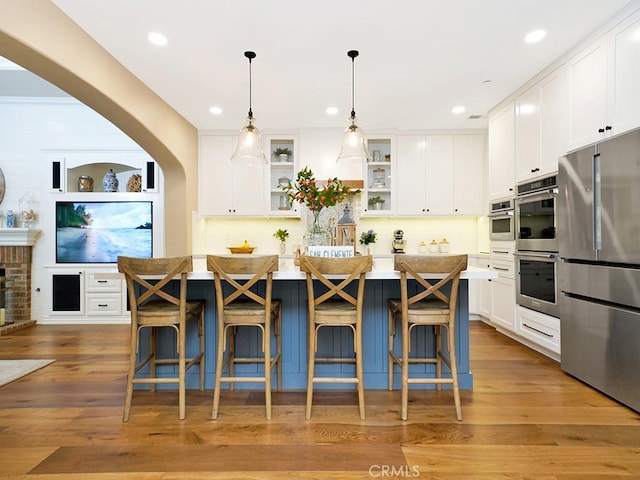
280,166 -> 352,213
273,228 -> 289,242
359,229 -> 377,245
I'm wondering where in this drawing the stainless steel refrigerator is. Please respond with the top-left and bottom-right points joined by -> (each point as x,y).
558,128 -> 640,413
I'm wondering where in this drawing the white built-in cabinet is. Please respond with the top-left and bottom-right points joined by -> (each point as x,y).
487,103 -> 515,200
567,9 -> 640,151
487,242 -> 516,333
363,137 -> 394,215
516,67 -> 567,183
396,134 -> 484,215
198,133 -> 300,217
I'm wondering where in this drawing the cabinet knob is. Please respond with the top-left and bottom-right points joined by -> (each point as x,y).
598,128 -> 605,133
605,125 -> 612,131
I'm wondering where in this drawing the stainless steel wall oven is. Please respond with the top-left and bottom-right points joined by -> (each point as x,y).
489,197 -> 515,241
515,174 -> 560,317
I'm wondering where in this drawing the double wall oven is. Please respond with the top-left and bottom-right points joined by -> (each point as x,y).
514,175 -> 559,318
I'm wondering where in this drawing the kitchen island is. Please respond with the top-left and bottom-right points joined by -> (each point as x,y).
129,256 -> 496,391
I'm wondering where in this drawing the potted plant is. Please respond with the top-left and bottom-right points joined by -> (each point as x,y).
359,229 -> 377,255
274,147 -> 292,162
273,228 -> 290,254
368,196 -> 385,210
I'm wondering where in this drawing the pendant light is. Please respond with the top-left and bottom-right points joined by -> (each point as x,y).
231,51 -> 267,165
336,49 -> 371,176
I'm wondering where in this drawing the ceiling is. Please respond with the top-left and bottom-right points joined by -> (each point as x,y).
2,0 -> 637,132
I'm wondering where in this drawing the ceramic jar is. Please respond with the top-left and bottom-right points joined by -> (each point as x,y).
78,175 -> 94,192
102,169 -> 119,192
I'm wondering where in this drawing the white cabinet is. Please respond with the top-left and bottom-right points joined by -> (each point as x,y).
610,10 -> 640,135
516,305 -> 560,355
363,137 -> 394,215
516,67 -> 567,183
567,36 -> 610,150
198,134 -> 265,216
488,242 -> 516,332
265,135 -> 300,217
488,103 -> 515,199
567,10 -> 640,150
46,269 -> 127,323
396,134 -> 484,215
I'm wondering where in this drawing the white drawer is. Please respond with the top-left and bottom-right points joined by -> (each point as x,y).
517,306 -> 560,354
490,242 -> 515,259
86,272 -> 122,293
491,259 -> 515,279
86,294 -> 122,316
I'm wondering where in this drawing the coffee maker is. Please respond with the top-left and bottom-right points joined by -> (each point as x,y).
392,229 -> 406,253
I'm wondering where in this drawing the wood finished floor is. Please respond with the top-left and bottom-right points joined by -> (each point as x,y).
0,322 -> 638,479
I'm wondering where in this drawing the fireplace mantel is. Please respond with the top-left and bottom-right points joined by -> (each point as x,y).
0,228 -> 42,246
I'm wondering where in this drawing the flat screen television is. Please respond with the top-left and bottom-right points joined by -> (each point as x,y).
56,201 -> 153,263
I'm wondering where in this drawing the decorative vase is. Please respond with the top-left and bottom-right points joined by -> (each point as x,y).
279,241 -> 286,255
78,175 -> 94,192
304,210 -> 331,248
102,169 -> 119,192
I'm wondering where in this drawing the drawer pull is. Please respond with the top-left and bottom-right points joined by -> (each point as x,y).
98,304 -> 109,307
97,280 -> 108,283
522,322 -> 554,338
493,266 -> 510,272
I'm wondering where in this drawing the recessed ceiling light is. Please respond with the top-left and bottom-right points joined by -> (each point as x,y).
148,32 -> 168,46
525,29 -> 546,44
326,107 -> 339,115
209,106 -> 223,115
452,105 -> 466,115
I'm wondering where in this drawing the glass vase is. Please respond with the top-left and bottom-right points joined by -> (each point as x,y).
304,210 -> 331,248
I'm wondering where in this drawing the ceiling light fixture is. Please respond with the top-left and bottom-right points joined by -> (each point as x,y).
336,49 -> 371,176
525,29 -> 546,44
147,32 -> 167,46
231,50 -> 266,165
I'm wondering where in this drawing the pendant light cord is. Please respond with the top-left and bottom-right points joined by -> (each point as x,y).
245,51 -> 256,119
347,50 -> 359,120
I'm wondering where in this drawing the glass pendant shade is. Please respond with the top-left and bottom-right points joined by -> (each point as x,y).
231,115 -> 266,165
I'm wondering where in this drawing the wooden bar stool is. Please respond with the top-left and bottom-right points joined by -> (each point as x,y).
388,254 -> 467,421
207,254 -> 282,419
118,256 -> 205,422
299,254 -> 372,420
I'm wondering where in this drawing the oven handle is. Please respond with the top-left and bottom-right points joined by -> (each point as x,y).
514,251 -> 559,259
515,188 -> 558,202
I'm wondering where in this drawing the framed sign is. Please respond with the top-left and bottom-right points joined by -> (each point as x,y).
306,246 -> 354,258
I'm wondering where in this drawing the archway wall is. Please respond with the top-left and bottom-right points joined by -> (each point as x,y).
0,0 -> 197,256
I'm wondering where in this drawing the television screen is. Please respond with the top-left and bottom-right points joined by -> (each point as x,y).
56,201 -> 153,263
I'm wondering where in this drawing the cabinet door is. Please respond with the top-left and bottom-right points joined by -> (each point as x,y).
491,275 -> 516,332
454,135 -> 484,214
567,37 -> 609,150
199,135 -> 265,215
199,135 -> 234,215
539,67 -> 568,176
424,135 -> 454,214
396,135 -> 427,215
363,137 -> 394,215
611,10 -> 640,135
515,86 -> 541,182
265,136 -> 299,216
488,103 -> 515,199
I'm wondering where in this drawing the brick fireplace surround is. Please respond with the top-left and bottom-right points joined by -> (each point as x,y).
0,229 -> 41,335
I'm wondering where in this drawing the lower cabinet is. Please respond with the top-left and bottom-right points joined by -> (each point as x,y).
516,305 -> 561,355
45,269 -> 128,323
491,271 -> 516,332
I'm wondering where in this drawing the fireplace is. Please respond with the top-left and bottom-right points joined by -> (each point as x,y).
0,228 -> 41,333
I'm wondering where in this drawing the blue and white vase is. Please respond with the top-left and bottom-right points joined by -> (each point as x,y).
102,169 -> 119,192
5,210 -> 15,228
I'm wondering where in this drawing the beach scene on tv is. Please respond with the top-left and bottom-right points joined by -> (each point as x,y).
56,202 -> 152,263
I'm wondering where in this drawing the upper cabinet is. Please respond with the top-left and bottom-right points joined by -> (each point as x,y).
396,134 -> 484,215
363,137 -> 394,215
488,102 -> 515,200
567,9 -> 640,151
516,67 -> 567,183
198,134 -> 265,216
265,135 -> 300,217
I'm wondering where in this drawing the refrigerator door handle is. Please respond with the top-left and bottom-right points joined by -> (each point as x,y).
593,153 -> 602,253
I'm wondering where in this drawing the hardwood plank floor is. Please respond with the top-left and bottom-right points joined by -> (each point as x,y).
0,322 -> 638,479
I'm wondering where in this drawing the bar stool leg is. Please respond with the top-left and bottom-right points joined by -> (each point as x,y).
305,325 -> 316,420
211,324 -> 226,419
401,319 -> 410,421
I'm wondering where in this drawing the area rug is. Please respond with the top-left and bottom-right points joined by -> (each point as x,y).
0,359 -> 55,387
